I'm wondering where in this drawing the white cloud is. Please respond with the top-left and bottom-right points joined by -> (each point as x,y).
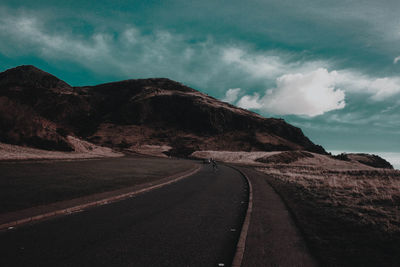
369,78 -> 400,100
0,14 -> 116,67
222,88 -> 241,103
236,68 -> 345,117
221,47 -> 330,80
121,28 -> 139,44
266,68 -> 345,116
221,47 -> 288,79
237,93 -> 262,109
394,56 -> 400,64
335,71 -> 400,101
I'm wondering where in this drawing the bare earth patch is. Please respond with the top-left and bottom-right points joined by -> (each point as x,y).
129,144 -> 172,158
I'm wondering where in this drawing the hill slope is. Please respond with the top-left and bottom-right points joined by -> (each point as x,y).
0,65 -> 326,156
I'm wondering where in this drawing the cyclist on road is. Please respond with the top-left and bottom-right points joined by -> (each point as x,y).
210,158 -> 218,171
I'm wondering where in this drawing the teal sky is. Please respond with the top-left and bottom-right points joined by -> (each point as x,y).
1,0 -> 400,156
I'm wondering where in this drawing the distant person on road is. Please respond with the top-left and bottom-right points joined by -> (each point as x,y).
211,158 -> 218,171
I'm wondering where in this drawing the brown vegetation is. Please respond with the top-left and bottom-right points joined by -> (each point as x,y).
256,150 -> 314,164
259,165 -> 400,266
333,153 -> 394,169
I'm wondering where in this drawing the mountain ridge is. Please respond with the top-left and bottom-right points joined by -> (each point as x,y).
0,65 -> 326,156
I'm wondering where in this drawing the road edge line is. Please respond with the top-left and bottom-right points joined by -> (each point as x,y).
0,164 -> 201,231
230,166 -> 253,267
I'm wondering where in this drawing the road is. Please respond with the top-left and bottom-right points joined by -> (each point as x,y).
0,163 -> 248,267
238,167 -> 318,267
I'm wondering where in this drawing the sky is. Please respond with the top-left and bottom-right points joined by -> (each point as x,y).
0,0 -> 400,162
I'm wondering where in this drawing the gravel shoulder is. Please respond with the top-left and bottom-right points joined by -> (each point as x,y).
235,166 -> 318,267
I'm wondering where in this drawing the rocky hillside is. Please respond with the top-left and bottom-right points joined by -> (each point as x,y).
0,65 -> 91,151
333,153 -> 394,169
0,65 -> 326,156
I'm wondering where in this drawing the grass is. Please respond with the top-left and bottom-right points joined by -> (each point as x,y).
0,156 -> 195,213
259,165 -> 400,267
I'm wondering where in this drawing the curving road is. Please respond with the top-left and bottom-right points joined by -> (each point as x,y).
0,164 -> 248,267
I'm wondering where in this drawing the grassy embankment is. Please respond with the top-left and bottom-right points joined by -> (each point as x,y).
260,165 -> 400,266
0,156 -> 195,213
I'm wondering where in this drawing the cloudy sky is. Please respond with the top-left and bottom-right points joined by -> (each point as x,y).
1,0 -> 400,156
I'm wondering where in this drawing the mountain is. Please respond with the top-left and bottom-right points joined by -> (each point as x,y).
0,65 -> 89,151
0,65 -> 326,156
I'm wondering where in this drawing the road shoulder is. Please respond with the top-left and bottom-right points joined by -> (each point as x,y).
236,166 -> 318,267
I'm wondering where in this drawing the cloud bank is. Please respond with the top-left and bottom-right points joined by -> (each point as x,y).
222,48 -> 400,116
236,68 -> 345,116
0,10 -> 226,87
222,88 -> 241,103
1,9 -> 400,118
233,65 -> 400,117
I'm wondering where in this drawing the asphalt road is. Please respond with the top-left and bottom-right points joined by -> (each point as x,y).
0,155 -> 195,213
0,163 -> 248,267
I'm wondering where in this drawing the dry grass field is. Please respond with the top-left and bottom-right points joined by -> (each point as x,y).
259,165 -> 400,266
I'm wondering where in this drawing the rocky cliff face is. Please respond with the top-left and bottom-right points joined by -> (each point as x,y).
0,65 -> 326,156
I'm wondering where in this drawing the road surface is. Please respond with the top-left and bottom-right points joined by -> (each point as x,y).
238,167 -> 318,267
0,163 -> 248,267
